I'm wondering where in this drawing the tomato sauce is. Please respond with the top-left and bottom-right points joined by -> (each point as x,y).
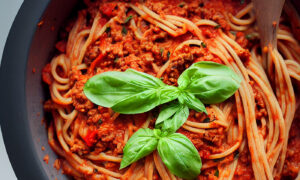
42,0 -> 299,179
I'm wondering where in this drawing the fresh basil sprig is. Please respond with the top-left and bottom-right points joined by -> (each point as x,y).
155,101 -> 189,134
84,69 -> 179,114
84,61 -> 241,179
158,133 -> 202,180
178,61 -> 241,104
84,62 -> 240,114
120,128 -> 160,169
120,128 -> 201,180
178,91 -> 206,113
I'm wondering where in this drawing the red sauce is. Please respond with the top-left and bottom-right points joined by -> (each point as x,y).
55,40 -> 67,53
42,63 -> 53,85
82,130 -> 98,147
42,0 -> 299,179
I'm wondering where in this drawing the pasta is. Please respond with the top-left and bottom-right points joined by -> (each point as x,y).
42,0 -> 300,179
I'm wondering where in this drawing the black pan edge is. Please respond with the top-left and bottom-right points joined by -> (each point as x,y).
0,0 -> 51,179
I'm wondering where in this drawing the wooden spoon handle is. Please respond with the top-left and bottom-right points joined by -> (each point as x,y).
252,0 -> 285,49
284,0 -> 300,42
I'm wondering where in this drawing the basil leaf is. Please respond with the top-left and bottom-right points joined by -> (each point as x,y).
160,104 -> 189,133
156,102 -> 181,125
185,75 -> 240,104
157,133 -> 202,180
178,61 -> 241,104
124,69 -> 166,87
178,92 -> 206,113
84,69 -> 169,110
112,85 -> 179,114
120,128 -> 159,169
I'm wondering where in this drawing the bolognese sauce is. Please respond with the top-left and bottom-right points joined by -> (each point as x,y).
42,0 -> 300,179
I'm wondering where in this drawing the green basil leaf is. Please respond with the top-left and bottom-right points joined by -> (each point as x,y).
84,69 -> 168,109
185,75 -> 240,104
112,85 -> 179,114
160,104 -> 189,133
120,128 -> 159,169
159,85 -> 181,104
157,133 -> 202,180
178,92 -> 207,113
178,61 -> 241,104
124,69 -> 166,87
155,102 -> 181,125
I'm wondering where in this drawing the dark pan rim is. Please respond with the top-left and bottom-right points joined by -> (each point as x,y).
0,0 -> 51,179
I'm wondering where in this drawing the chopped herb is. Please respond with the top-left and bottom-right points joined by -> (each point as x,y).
214,168 -> 219,177
114,57 -> 119,62
122,26 -> 128,35
203,117 -> 211,123
203,117 -> 216,123
97,119 -> 103,125
189,44 -> 201,48
230,31 -> 236,36
178,2 -> 185,8
124,15 -> 133,24
201,42 -> 207,48
105,26 -> 111,33
213,157 -> 225,162
214,24 -> 221,29
167,51 -> 171,60
245,33 -> 255,40
234,151 -> 240,159
160,48 -> 164,57
240,0 -> 245,4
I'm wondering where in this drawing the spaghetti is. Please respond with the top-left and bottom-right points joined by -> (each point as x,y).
42,0 -> 300,179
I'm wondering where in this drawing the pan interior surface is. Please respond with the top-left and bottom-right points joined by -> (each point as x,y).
0,0 -> 77,179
